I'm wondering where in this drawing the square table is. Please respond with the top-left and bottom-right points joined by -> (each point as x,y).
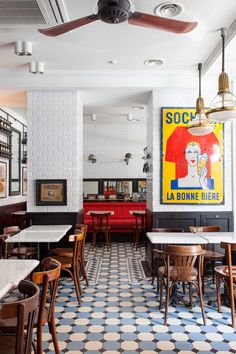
5,225 -> 72,259
146,232 -> 208,245
26,225 -> 72,232
197,231 -> 236,244
0,259 -> 39,299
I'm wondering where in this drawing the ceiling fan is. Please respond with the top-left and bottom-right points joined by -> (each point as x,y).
38,0 -> 197,37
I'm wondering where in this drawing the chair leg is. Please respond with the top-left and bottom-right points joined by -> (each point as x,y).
92,232 -> 96,251
164,281 -> 170,326
71,270 -> 81,304
159,276 -> 163,310
37,324 -> 43,354
202,262 -> 206,295
197,280 -> 206,326
189,282 -> 192,308
212,261 -> 215,284
216,273 -> 222,313
182,282 -> 186,295
79,258 -> 89,286
105,231 -> 110,251
228,275 -> 235,327
48,319 -> 60,354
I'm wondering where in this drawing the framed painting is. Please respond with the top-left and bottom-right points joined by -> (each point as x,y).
160,107 -> 224,205
0,161 -> 7,198
22,167 -> 27,196
36,179 -> 67,206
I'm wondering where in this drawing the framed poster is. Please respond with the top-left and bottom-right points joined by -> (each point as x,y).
22,167 -> 27,196
0,161 -> 7,198
161,107 -> 224,205
36,179 -> 67,206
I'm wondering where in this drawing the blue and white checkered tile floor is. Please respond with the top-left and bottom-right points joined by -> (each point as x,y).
41,242 -> 236,353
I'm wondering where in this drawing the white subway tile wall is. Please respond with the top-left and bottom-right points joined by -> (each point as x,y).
27,90 -> 83,212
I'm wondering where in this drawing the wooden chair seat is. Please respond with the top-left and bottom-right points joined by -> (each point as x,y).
52,255 -> 72,269
205,249 -> 224,259
10,247 -> 36,258
52,247 -> 73,257
215,265 -> 236,279
159,265 -> 198,281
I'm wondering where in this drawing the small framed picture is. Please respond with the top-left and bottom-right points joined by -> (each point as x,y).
36,179 -> 67,206
0,161 -> 7,198
22,167 -> 27,196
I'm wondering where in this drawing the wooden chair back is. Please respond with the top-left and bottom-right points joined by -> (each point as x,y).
0,279 -> 39,354
3,225 -> 20,235
162,244 -> 205,282
189,225 -> 221,251
32,258 -> 61,324
75,224 -> 88,257
91,212 -> 111,231
133,212 -> 146,231
189,225 -> 221,233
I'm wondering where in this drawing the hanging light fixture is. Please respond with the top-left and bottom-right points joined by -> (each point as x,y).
187,63 -> 214,136
206,28 -> 236,123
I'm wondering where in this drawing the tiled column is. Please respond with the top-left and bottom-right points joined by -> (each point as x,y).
27,90 -> 83,213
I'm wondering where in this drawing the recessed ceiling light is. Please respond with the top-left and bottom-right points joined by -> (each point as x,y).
144,59 -> 165,67
107,59 -> 118,65
154,2 -> 184,17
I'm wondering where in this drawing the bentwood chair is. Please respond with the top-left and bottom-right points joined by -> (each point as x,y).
91,212 -> 111,250
215,242 -> 236,327
189,225 -> 223,293
157,244 -> 206,325
3,226 -> 36,259
0,280 -> 39,354
52,232 -> 84,304
52,224 -> 89,286
133,212 -> 146,250
32,258 -> 61,354
152,228 -> 184,293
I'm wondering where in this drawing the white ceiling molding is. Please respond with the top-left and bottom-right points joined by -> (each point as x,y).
203,17 -> 236,75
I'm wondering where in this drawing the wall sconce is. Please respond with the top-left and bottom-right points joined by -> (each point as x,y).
88,154 -> 97,163
124,153 -> 132,165
91,114 -> 96,121
29,61 -> 45,74
15,41 -> 32,56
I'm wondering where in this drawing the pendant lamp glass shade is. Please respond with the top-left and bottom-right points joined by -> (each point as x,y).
206,28 -> 236,123
187,63 -> 214,136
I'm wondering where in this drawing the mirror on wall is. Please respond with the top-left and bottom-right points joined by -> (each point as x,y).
9,127 -> 21,195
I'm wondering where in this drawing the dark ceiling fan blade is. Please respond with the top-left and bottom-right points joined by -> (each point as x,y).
128,12 -> 197,34
38,14 -> 99,37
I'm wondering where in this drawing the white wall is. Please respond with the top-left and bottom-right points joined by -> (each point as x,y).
83,122 -> 146,179
147,89 -> 233,212
0,108 -> 27,207
27,90 -> 83,212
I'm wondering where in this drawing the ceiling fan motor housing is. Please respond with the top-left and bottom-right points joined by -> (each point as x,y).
98,0 -> 131,24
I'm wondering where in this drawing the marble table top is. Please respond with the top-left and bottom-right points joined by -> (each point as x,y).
197,232 -> 236,243
0,259 -> 39,299
5,230 -> 69,243
146,232 -> 208,244
26,225 -> 72,232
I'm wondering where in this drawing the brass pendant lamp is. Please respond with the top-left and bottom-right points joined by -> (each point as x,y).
187,63 -> 214,136
206,28 -> 236,122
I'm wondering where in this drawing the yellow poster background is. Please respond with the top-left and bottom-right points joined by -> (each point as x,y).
161,108 -> 224,204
